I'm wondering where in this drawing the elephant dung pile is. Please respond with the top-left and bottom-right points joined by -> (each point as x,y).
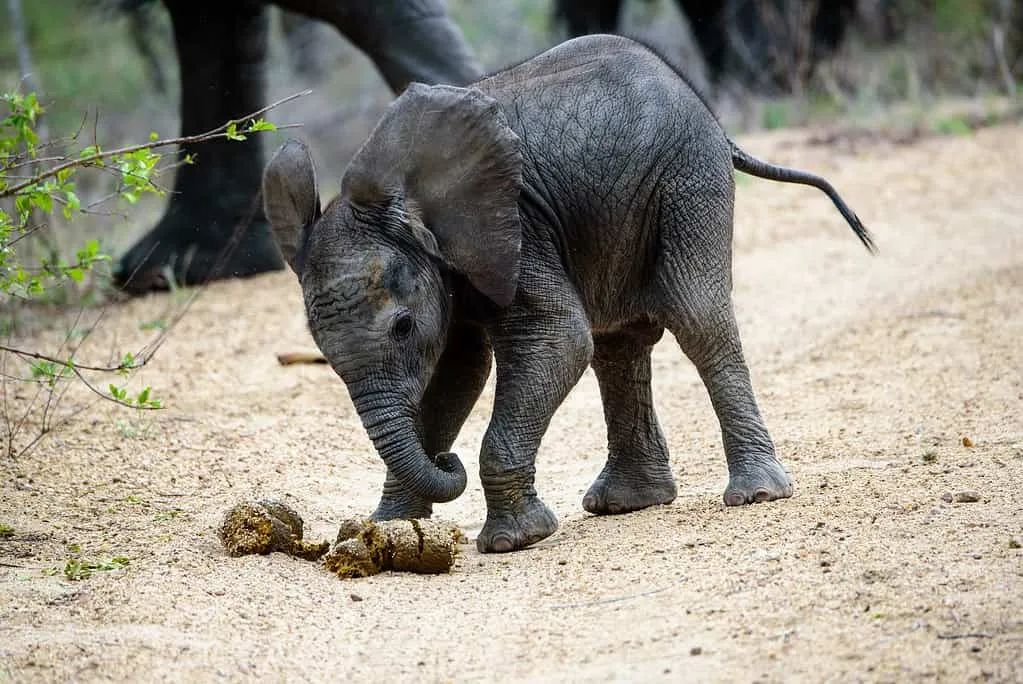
218,499 -> 330,560
217,501 -> 464,578
322,518 -> 463,579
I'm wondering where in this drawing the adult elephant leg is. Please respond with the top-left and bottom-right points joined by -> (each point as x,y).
583,326 -> 678,515
674,0 -> 729,82
811,0 -> 856,63
372,323 -> 492,521
113,1 -> 282,293
280,12 -> 329,80
476,266 -> 593,553
274,0 -> 482,90
551,0 -> 623,37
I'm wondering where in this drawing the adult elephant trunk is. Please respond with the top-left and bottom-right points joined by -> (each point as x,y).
355,399 -> 467,504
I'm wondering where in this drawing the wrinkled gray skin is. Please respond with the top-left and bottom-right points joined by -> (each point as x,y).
263,35 -> 873,553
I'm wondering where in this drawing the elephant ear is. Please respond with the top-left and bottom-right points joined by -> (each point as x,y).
342,83 -> 523,307
263,139 -> 321,273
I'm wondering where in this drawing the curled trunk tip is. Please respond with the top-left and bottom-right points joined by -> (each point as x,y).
360,408 -> 467,503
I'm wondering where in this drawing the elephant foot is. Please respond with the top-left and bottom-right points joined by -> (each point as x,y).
477,496 -> 558,553
582,460 -> 677,515
112,214 -> 283,294
723,458 -> 794,506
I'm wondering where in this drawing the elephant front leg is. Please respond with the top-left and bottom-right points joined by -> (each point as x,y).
371,323 -> 492,521
115,1 -> 283,292
477,293 -> 593,553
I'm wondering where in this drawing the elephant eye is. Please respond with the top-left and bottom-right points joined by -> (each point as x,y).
390,310 -> 415,341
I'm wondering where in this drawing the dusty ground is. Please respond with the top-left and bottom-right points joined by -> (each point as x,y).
1,123 -> 1021,682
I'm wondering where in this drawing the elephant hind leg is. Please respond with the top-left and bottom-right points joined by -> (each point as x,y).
583,325 -> 677,515
660,283 -> 793,506
653,190 -> 792,506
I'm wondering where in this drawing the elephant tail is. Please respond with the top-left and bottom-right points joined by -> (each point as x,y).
729,139 -> 876,254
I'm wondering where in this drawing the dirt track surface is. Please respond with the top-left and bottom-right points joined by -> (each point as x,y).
2,124 -> 1022,682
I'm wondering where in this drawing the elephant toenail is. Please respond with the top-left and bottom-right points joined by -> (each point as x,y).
753,489 -> 772,502
724,491 -> 745,507
489,535 -> 514,553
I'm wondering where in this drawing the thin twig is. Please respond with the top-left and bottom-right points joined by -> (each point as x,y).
0,344 -> 140,373
550,577 -> 686,610
5,224 -> 46,248
2,337 -> 11,457
1,90 -> 310,198
1,155 -> 68,172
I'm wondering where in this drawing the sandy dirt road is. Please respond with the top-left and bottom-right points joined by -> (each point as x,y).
1,124 -> 1021,682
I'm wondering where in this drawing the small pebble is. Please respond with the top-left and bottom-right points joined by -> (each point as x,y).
350,594 -> 364,602
961,436 -> 974,447
941,493 -> 953,503
690,646 -> 702,656
1008,538 -> 1021,549
953,491 -> 980,503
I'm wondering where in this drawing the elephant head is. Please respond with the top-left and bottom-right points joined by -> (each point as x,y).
262,84 -> 523,503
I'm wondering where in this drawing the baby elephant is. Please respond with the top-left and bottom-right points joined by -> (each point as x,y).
263,35 -> 873,553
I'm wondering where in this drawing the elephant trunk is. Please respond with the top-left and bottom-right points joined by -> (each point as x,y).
354,396 -> 466,504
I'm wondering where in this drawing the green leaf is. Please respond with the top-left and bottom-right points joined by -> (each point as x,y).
31,360 -> 57,380
225,122 -> 246,141
62,191 -> 80,219
246,118 -> 276,133
64,558 -> 90,581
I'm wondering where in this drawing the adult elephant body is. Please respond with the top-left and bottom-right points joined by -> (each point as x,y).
263,36 -> 873,552
114,0 -> 480,292
555,0 -> 857,92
